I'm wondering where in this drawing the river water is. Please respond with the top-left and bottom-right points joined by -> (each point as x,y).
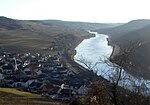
74,31 -> 150,95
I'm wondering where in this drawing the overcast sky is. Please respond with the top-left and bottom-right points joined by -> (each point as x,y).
0,0 -> 150,23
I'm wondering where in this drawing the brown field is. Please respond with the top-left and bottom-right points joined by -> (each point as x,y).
0,21 -> 90,54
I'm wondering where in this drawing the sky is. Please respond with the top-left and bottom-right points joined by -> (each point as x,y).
0,0 -> 150,23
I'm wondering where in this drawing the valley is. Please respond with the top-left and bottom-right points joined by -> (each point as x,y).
0,16 -> 150,105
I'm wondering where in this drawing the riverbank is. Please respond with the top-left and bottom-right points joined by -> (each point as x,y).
63,33 -> 109,82
107,34 -> 150,80
69,31 -> 150,105
110,45 -> 120,60
107,37 -> 120,60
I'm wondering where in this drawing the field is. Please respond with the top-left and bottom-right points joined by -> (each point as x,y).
0,88 -> 67,105
0,21 -> 90,55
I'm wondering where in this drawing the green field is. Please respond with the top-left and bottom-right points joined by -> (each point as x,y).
0,88 -> 41,98
0,88 -> 67,105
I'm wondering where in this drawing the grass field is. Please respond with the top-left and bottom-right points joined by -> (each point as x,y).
0,21 -> 90,55
0,88 -> 41,98
0,88 -> 67,105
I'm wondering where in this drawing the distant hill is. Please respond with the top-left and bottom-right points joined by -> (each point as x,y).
28,20 -> 122,30
116,25 -> 150,79
0,17 -> 91,54
96,19 -> 150,79
1,16 -> 121,54
95,19 -> 150,40
114,25 -> 150,45
0,16 -> 22,30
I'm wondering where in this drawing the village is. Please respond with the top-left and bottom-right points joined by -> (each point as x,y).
0,50 -> 89,101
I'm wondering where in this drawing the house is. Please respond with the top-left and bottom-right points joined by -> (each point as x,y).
3,75 -> 16,82
59,88 -> 73,97
0,50 -> 92,101
23,67 -> 32,77
7,81 -> 14,87
56,63 -> 63,68
23,79 -> 37,87
0,62 -> 5,67
42,64 -> 55,70
41,83 -> 54,93
12,82 -> 24,87
67,70 -> 74,76
41,69 -> 51,74
29,81 -> 43,89
0,73 -> 4,80
47,86 -> 60,98
57,67 -> 68,73
30,59 -> 39,64
7,53 -> 16,59
28,81 -> 44,93
19,77 -> 30,83
2,64 -> 14,74
77,85 -> 89,95
36,69 -> 42,76
23,60 -> 30,67
49,87 -> 73,101
47,78 -> 64,86
14,71 -> 27,79
24,53 -> 31,57
30,63 -> 41,69
0,67 -> 3,73
37,73 -> 47,78
0,56 -> 3,61
10,58 -> 22,66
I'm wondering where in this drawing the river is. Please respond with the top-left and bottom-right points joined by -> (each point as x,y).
74,31 -> 150,95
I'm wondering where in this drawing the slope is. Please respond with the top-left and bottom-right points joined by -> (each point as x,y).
95,19 -> 150,41
96,20 -> 150,79
0,17 -> 91,54
29,19 -> 122,30
114,25 -> 150,79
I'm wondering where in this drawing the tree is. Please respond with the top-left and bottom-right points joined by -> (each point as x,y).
75,43 -> 150,105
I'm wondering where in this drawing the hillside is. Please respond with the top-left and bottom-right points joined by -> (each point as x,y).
95,19 -> 150,40
114,25 -> 150,45
28,20 -> 122,30
0,17 -> 91,54
0,16 -> 22,30
114,25 -> 150,79
96,20 -> 150,79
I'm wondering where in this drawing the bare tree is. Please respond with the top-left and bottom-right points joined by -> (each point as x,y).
75,42 -> 150,105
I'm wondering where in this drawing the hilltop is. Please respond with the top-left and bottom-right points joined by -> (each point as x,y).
95,19 -> 150,40
0,16 -> 22,30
